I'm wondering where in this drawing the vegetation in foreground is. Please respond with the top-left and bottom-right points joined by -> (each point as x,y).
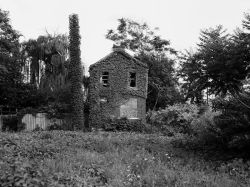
1,131 -> 250,187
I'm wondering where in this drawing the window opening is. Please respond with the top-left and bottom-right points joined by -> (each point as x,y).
129,72 -> 136,87
101,72 -> 109,87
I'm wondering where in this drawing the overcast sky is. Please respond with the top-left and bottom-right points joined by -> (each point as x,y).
1,0 -> 250,73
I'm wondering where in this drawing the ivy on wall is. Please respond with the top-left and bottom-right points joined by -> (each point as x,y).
89,50 -> 148,127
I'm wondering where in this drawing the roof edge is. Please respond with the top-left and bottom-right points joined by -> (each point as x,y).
89,49 -> 148,70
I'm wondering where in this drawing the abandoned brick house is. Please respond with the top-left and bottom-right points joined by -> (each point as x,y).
88,48 -> 148,126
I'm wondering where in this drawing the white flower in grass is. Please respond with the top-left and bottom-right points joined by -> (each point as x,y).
165,153 -> 171,159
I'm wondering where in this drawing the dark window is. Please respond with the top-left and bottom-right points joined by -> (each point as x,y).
129,72 -> 136,87
101,72 -> 109,87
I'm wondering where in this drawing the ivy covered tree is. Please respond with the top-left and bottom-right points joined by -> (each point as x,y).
68,14 -> 85,130
106,18 -> 182,110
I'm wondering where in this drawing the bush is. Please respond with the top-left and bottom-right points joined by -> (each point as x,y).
147,103 -> 200,135
170,95 -> 250,157
32,125 -> 44,132
147,103 -> 227,150
99,117 -> 151,133
1,115 -> 18,131
211,95 -> 250,150
47,121 -> 73,131
47,123 -> 64,131
190,109 -> 222,145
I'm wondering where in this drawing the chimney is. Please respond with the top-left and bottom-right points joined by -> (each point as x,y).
112,44 -> 125,52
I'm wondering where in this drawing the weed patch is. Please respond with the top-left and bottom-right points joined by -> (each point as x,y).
1,131 -> 250,186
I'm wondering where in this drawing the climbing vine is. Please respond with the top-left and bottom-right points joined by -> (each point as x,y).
89,51 -> 148,127
68,14 -> 85,130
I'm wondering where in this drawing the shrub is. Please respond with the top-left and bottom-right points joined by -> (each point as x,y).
211,95 -> 250,151
47,121 -> 73,131
147,103 -> 200,135
1,115 -> 19,131
1,111 -> 29,132
47,123 -> 64,131
32,125 -> 44,132
99,117 -> 150,133
190,109 -> 222,145
171,95 -> 250,155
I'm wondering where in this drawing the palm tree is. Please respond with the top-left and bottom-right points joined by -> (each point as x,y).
23,34 -> 69,90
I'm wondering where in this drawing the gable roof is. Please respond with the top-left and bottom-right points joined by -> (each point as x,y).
89,48 -> 148,70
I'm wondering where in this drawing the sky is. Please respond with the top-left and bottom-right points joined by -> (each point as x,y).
1,0 -> 250,73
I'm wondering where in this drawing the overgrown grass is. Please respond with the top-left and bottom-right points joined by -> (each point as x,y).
1,131 -> 250,186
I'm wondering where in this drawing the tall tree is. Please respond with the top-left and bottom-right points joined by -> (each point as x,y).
178,51 -> 204,103
22,34 -> 69,90
106,18 -> 182,110
239,12 -> 250,83
106,18 -> 176,56
139,53 -> 182,109
0,9 -> 25,109
179,24 -> 250,105
69,14 -> 85,130
0,9 -> 22,85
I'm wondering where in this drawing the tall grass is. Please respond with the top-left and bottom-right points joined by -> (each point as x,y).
1,131 -> 250,186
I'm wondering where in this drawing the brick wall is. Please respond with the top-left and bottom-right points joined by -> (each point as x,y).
89,50 -> 148,126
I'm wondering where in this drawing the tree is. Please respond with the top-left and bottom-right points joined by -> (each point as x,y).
0,9 -> 26,109
106,18 -> 182,110
139,53 -> 183,109
242,12 -> 250,30
0,9 -> 22,84
0,9 -> 21,56
239,12 -> 250,83
22,33 -> 69,90
197,26 -> 247,96
179,25 -> 250,103
68,14 -> 85,130
106,18 -> 176,56
178,51 -> 204,104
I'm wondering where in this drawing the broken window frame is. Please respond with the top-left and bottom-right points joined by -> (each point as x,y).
101,71 -> 109,87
